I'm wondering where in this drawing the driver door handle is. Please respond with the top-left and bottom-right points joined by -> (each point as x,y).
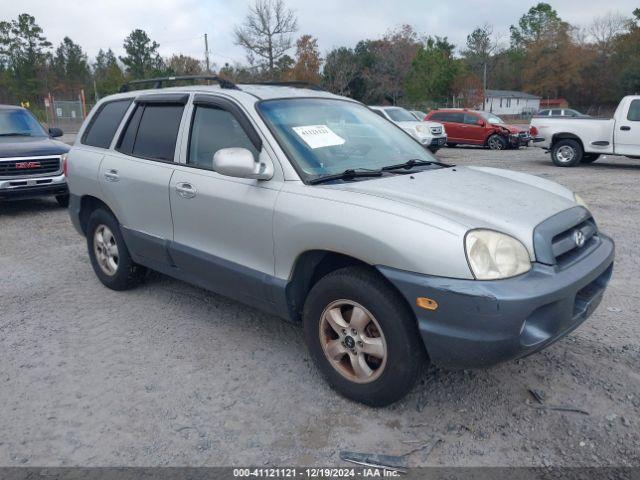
104,169 -> 119,182
176,182 -> 197,199
620,126 -> 631,131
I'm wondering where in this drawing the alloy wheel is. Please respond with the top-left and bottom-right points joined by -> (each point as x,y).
319,299 -> 388,384
93,225 -> 119,276
556,145 -> 575,163
488,136 -> 504,150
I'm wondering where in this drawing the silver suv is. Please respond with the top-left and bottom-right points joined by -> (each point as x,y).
67,77 -> 615,406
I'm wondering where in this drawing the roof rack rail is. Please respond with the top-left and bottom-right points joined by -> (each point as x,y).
243,81 -> 325,91
119,75 -> 238,93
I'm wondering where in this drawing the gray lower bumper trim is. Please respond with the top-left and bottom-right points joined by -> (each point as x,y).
378,235 -> 614,368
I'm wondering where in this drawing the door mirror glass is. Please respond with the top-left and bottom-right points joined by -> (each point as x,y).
477,119 -> 485,127
212,148 -> 273,180
49,127 -> 63,138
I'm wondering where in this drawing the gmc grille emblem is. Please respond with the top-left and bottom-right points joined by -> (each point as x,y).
573,229 -> 586,248
15,161 -> 41,169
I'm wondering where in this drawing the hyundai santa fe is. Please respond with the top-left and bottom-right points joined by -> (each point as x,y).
66,77 -> 615,406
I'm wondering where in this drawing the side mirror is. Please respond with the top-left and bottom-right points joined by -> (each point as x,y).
477,120 -> 486,127
49,127 -> 63,138
212,148 -> 273,180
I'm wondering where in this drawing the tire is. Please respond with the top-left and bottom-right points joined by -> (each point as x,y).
551,139 -> 583,167
581,153 -> 601,163
303,266 -> 427,407
55,194 -> 69,208
487,134 -> 507,150
446,142 -> 457,148
86,208 -> 146,291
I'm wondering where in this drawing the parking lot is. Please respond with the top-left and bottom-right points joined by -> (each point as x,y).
1,145 -> 639,467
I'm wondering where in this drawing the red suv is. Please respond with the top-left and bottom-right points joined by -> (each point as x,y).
425,109 -> 531,150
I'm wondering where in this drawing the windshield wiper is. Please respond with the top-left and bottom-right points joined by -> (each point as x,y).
308,168 -> 383,185
0,132 -> 32,137
381,159 -> 452,172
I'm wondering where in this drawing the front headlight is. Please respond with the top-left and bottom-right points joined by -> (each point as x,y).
415,125 -> 428,134
574,193 -> 588,209
465,230 -> 531,280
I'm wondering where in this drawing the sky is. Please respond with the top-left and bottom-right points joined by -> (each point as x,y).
3,0 -> 638,67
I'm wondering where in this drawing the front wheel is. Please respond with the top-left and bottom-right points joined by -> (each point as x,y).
487,134 -> 507,150
303,267 -> 427,407
551,139 -> 583,167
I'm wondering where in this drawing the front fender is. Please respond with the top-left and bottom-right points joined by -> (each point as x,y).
273,187 -> 473,281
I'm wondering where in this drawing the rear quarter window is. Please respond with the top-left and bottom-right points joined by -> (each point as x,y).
81,99 -> 132,148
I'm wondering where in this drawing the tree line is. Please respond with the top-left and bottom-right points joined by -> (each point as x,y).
1,1 -> 639,115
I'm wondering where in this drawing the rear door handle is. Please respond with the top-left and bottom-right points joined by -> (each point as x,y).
104,169 -> 119,182
620,126 -> 631,131
176,182 -> 197,199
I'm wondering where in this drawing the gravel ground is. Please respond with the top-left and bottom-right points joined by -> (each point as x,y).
1,145 -> 639,467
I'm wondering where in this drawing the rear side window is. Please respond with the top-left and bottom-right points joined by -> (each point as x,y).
82,99 -> 132,148
429,112 -> 444,121
118,104 -> 185,161
188,106 -> 259,170
538,110 -> 549,116
627,100 -> 640,121
447,112 -> 464,123
464,113 -> 479,125
551,109 -> 562,116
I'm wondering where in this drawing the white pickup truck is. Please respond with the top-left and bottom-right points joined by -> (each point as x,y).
531,95 -> 640,167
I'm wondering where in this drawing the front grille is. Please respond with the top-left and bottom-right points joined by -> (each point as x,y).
430,126 -> 443,135
552,219 -> 598,267
533,206 -> 599,268
0,157 -> 61,177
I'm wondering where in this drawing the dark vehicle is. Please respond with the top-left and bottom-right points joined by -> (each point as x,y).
425,109 -> 532,150
0,105 -> 70,206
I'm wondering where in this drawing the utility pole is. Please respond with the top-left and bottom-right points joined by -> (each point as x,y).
204,33 -> 211,73
483,62 -> 487,110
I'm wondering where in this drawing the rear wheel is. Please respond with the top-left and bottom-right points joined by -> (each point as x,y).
581,153 -> 601,163
87,208 -> 146,290
551,139 -> 583,167
487,134 -> 507,150
303,266 -> 427,407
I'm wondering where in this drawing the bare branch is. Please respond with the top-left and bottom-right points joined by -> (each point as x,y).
234,0 -> 297,72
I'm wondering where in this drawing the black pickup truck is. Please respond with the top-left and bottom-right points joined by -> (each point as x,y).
0,104 -> 70,206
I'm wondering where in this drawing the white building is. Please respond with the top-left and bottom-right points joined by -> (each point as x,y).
483,89 -> 540,116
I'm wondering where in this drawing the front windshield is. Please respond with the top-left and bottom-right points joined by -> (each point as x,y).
0,109 -> 47,136
480,112 -> 505,124
384,107 -> 417,122
257,99 -> 437,179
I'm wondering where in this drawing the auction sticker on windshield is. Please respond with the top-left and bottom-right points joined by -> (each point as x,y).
292,125 -> 346,149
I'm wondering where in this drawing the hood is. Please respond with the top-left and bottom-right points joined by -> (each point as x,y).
329,166 -> 577,257
396,121 -> 444,135
491,123 -> 526,134
0,136 -> 70,158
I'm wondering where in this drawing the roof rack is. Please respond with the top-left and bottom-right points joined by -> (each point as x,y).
119,75 -> 238,93
243,81 -> 325,91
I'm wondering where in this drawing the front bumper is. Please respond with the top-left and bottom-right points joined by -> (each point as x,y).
418,135 -> 447,149
0,173 -> 67,200
378,234 -> 614,368
509,133 -> 531,146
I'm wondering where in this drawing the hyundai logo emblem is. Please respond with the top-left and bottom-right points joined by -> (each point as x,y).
573,230 -> 586,247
